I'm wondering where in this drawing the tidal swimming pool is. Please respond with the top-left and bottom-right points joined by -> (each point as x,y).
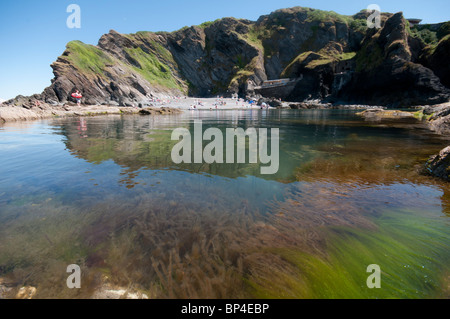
0,109 -> 448,298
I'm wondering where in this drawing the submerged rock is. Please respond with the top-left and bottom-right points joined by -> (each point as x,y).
91,276 -> 149,299
91,286 -> 149,299
356,109 -> 416,121
425,146 -> 450,181
16,286 -> 37,299
289,102 -> 330,109
139,107 -> 182,115
0,278 -> 13,299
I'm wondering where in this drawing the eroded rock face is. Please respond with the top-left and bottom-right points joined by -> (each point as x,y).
3,7 -> 450,108
425,146 -> 450,181
46,33 -> 187,107
337,13 -> 450,107
166,19 -> 267,97
421,102 -> 450,134
425,36 -> 450,88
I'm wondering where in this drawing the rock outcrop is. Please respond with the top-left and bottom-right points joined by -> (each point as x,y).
0,102 -> 181,123
423,35 -> 450,89
336,13 -> 450,107
423,102 -> 450,134
356,109 -> 417,121
425,146 -> 450,181
3,7 -> 450,108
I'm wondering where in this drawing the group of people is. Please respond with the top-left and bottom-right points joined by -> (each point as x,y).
69,90 -> 278,110
149,96 -> 185,106
192,99 -> 205,108
213,100 -> 227,108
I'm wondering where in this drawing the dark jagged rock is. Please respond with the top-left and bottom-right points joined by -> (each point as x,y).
424,146 -> 450,181
257,97 -> 283,108
337,13 -> 450,107
138,107 -> 181,115
423,102 -> 450,134
3,7 -> 450,108
424,36 -> 450,88
166,19 -> 267,97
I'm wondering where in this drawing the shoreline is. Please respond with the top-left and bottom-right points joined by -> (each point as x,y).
1,98 -> 449,138
0,104 -> 183,124
0,97 -> 384,124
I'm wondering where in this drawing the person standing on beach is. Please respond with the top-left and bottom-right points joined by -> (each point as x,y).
72,90 -> 82,106
76,91 -> 81,106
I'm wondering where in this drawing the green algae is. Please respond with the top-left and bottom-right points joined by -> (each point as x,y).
1,170 -> 448,299
246,209 -> 449,299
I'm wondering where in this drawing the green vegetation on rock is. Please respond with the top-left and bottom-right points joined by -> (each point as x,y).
123,47 -> 180,90
66,41 -> 114,77
149,40 -> 175,64
304,8 -> 353,24
410,22 -> 450,47
131,32 -> 176,64
243,25 -> 266,51
282,46 -> 356,77
309,51 -> 356,69
350,19 -> 368,33
230,56 -> 260,86
437,22 -> 450,40
410,26 -> 438,45
421,33 -> 450,59
413,110 -> 433,121
338,52 -> 357,60
199,19 -> 220,29
355,36 -> 384,72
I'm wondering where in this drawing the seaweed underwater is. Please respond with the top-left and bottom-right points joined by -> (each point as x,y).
3,170 -> 444,299
294,132 -> 449,184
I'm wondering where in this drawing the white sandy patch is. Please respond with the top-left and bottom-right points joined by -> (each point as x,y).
158,97 -> 273,110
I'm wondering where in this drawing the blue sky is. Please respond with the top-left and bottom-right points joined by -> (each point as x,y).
0,0 -> 449,100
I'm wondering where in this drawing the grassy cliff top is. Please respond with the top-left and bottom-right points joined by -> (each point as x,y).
65,40 -> 114,76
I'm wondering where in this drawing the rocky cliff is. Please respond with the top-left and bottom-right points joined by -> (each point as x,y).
3,6 -> 450,108
335,13 -> 450,107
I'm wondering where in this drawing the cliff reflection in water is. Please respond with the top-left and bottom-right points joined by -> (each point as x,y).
58,110 -> 450,186
58,111 -> 325,185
